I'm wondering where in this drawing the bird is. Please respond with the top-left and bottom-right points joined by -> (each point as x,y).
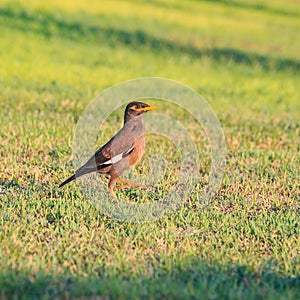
59,101 -> 157,197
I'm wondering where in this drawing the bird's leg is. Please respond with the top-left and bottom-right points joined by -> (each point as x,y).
116,178 -> 147,189
109,188 -> 117,199
108,177 -> 118,200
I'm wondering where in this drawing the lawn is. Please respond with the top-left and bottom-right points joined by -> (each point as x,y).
0,0 -> 299,299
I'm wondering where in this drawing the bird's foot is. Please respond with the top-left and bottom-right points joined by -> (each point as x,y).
116,178 -> 147,189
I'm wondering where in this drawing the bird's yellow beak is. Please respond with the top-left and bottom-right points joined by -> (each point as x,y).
142,105 -> 157,112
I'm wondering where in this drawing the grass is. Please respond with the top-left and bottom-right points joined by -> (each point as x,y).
0,0 -> 299,299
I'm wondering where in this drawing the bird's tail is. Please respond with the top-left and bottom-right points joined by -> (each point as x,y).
59,174 -> 76,188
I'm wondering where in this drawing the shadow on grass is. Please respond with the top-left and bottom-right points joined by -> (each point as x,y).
149,0 -> 299,18
198,0 -> 300,17
0,6 -> 299,73
0,261 -> 299,299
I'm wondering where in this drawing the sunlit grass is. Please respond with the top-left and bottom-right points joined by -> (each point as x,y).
0,0 -> 299,299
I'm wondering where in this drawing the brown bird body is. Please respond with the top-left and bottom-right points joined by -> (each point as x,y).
59,101 -> 156,196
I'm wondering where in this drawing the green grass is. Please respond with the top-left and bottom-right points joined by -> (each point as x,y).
0,0 -> 299,299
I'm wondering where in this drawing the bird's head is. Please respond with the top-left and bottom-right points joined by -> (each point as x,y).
124,101 -> 156,123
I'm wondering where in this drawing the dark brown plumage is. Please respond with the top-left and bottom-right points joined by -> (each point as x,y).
59,101 -> 156,197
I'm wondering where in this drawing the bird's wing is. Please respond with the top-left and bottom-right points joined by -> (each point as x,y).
75,126 -> 138,176
100,145 -> 134,165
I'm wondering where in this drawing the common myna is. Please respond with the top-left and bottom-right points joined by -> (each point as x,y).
59,101 -> 156,197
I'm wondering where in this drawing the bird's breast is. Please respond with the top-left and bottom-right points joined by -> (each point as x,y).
130,135 -> 146,164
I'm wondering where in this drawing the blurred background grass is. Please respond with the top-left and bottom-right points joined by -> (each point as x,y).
0,0 -> 299,299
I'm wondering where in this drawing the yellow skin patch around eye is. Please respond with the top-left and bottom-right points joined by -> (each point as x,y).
132,105 -> 157,112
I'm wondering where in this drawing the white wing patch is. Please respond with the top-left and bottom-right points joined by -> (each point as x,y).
101,146 -> 134,166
